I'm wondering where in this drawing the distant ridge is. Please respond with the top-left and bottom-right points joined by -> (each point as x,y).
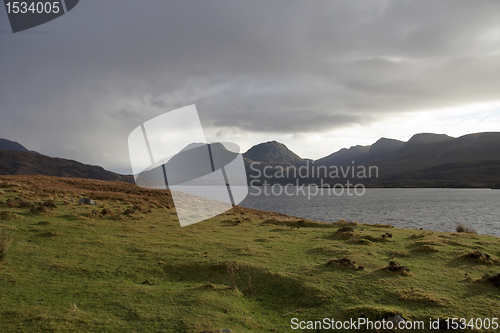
2,131 -> 499,188
0,138 -> 133,183
0,150 -> 134,183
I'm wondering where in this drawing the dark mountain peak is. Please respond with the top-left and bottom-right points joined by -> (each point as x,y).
0,138 -> 39,154
373,137 -> 405,145
0,138 -> 30,152
243,141 -> 303,165
368,137 -> 405,159
407,133 -> 454,145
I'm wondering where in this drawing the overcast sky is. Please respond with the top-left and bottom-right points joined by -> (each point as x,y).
1,0 -> 500,174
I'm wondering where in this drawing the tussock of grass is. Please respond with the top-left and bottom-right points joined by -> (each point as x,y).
5,197 -> 34,208
30,206 -> 50,215
330,219 -> 359,227
332,230 -> 354,240
352,238 -> 373,245
0,211 -> 24,220
41,200 -> 58,209
456,222 -> 477,234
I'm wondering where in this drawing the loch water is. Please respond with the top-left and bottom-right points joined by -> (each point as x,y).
240,187 -> 500,237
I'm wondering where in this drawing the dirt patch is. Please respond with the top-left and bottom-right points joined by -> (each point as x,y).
462,251 -> 497,264
86,209 -> 102,219
123,208 -> 135,216
385,261 -> 410,275
337,226 -> 355,233
31,206 -> 50,215
41,200 -> 58,209
101,208 -> 113,215
326,257 -> 364,270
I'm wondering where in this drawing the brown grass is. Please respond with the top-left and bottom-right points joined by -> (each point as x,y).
456,223 -> 477,234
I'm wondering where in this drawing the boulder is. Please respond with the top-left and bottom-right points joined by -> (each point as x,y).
78,197 -> 96,205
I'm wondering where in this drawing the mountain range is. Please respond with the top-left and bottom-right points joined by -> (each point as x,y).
242,132 -> 500,188
1,133 -> 499,187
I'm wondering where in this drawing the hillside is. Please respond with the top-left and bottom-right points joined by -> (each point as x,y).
0,175 -> 499,332
0,150 -> 133,183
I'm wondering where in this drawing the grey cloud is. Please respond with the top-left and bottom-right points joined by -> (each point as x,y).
107,109 -> 142,120
151,99 -> 168,108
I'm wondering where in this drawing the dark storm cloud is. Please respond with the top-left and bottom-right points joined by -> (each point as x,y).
1,0 -> 500,172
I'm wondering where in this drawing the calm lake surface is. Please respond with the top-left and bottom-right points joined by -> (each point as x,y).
240,187 -> 500,237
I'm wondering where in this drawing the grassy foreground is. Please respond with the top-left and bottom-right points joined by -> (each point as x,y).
0,175 -> 499,333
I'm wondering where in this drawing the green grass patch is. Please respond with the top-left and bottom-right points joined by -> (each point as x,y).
0,175 -> 499,332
